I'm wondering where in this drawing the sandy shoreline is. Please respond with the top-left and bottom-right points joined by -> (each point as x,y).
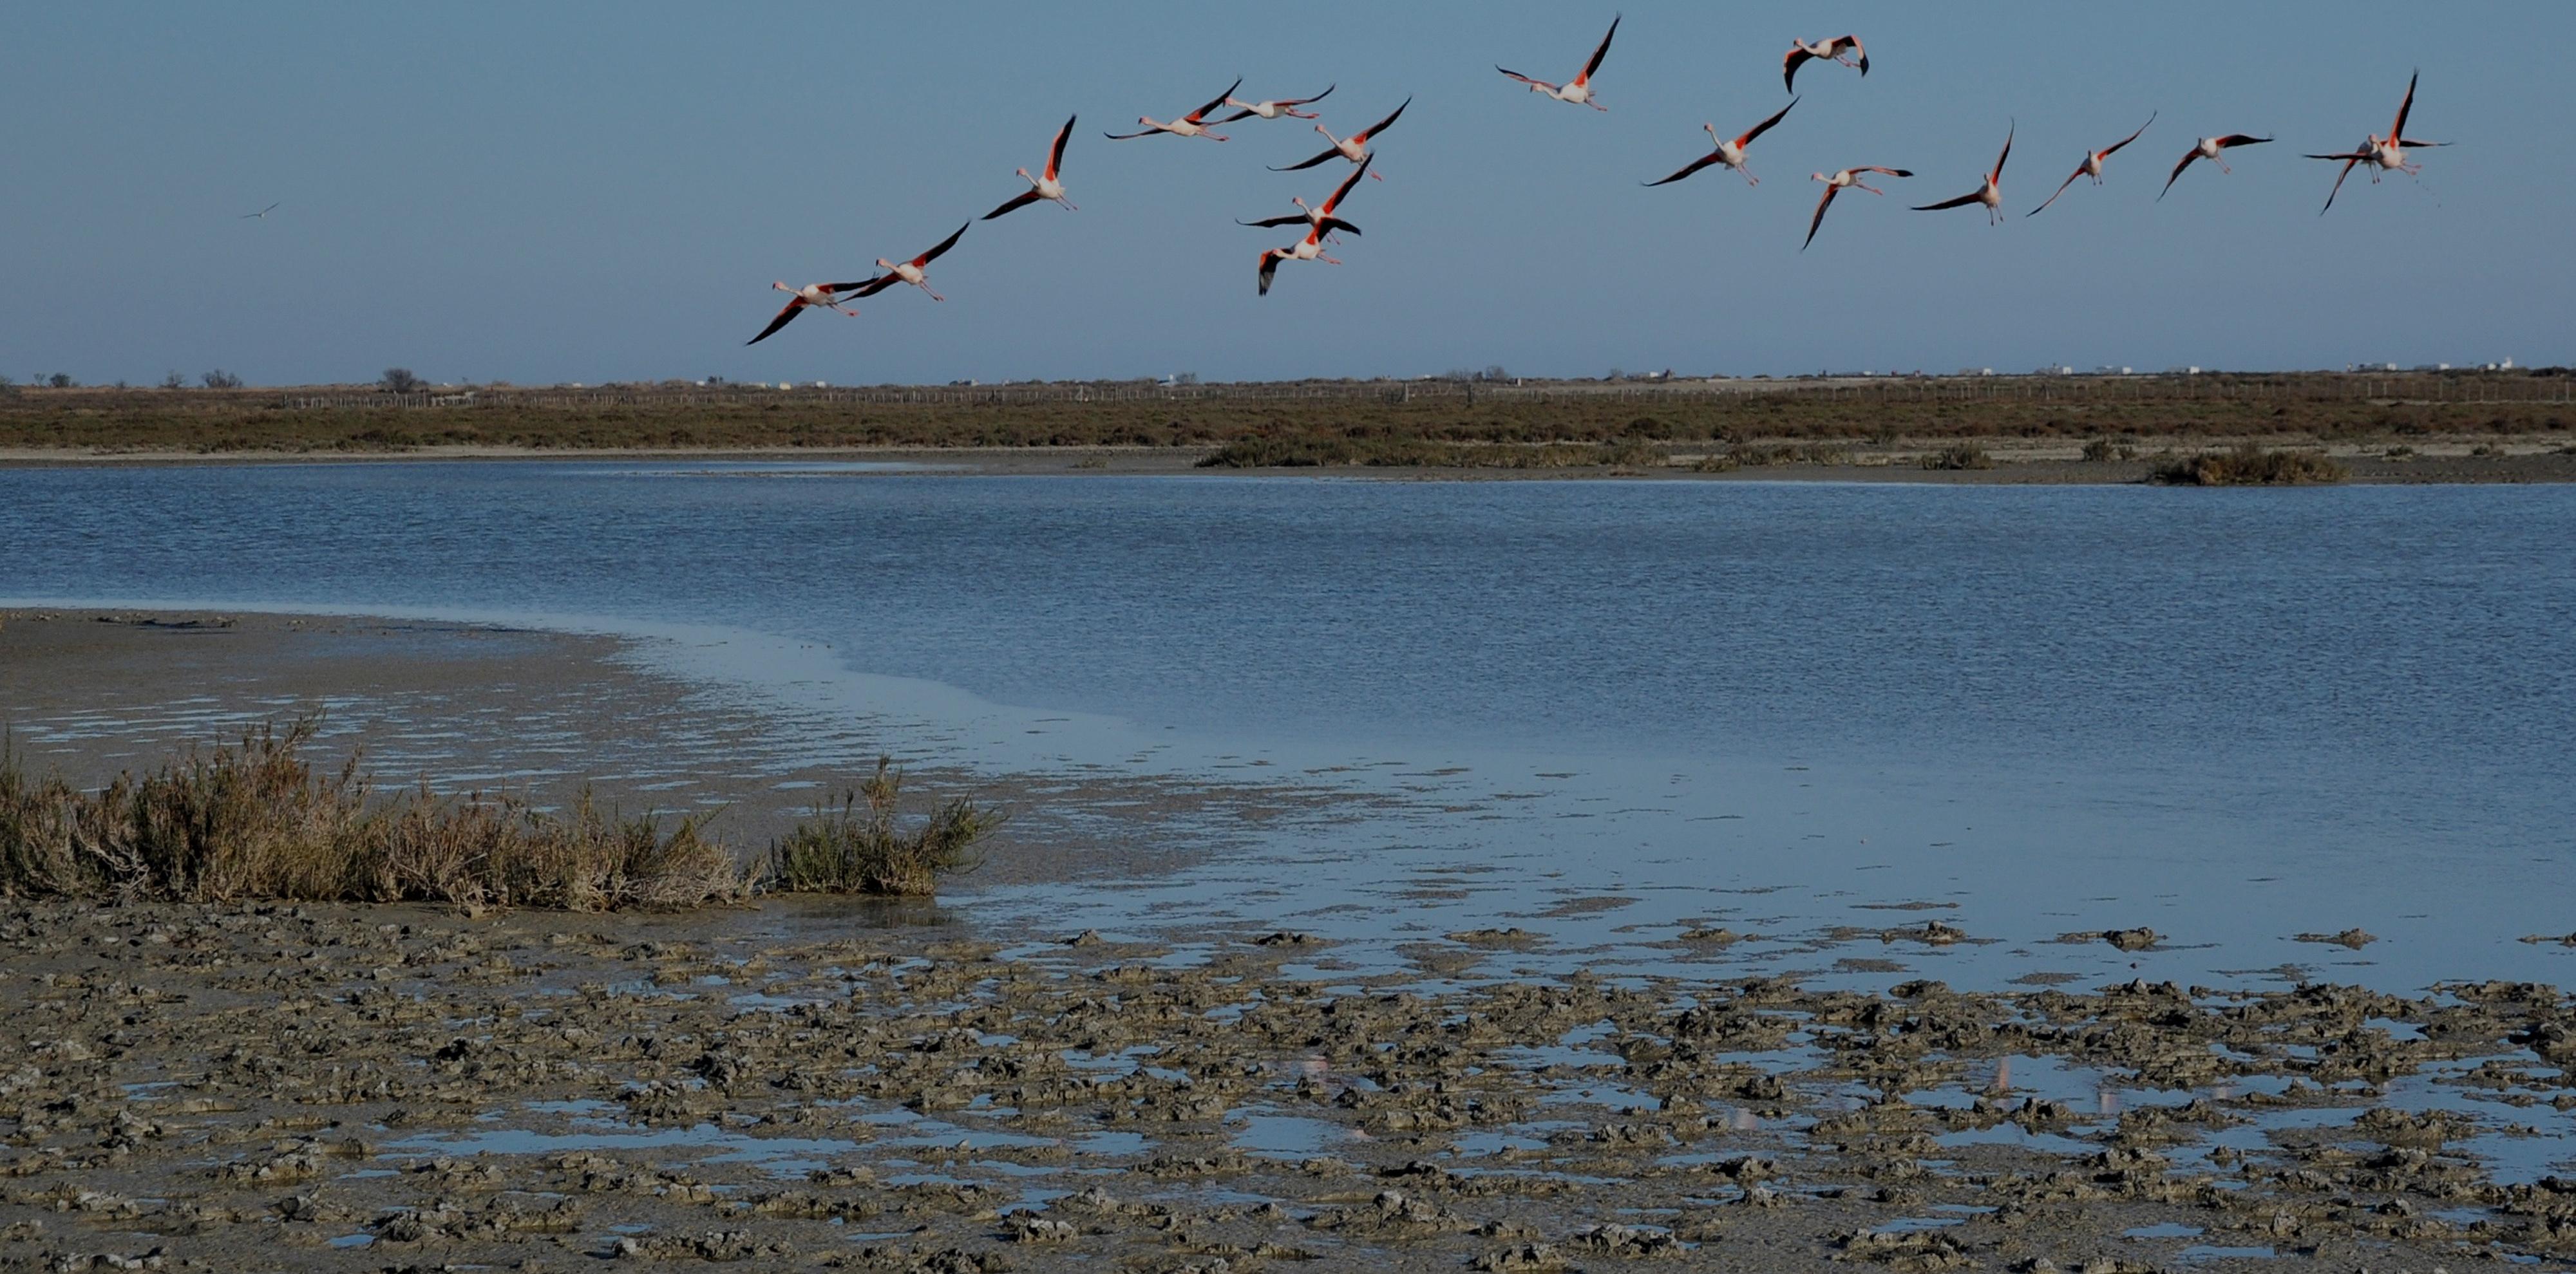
3,439 -> 2575,483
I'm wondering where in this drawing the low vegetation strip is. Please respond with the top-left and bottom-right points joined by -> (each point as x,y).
1,378 -> 2566,455
2149,445 -> 2351,486
0,719 -> 995,909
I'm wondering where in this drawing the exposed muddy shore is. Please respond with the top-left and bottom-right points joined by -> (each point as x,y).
3,901 -> 2571,1271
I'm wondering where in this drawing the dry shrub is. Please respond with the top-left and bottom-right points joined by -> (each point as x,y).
1918,444 -> 1994,471
768,758 -> 1000,897
2150,445 -> 2348,486
0,719 -> 746,910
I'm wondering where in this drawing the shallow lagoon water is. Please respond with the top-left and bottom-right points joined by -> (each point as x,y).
4,462 -> 2573,991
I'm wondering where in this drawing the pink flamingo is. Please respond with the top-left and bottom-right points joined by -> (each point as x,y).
1915,122 -> 2015,225
983,116 -> 1078,220
849,224 -> 969,303
1804,167 -> 1912,250
745,280 -> 872,345
1273,98 -> 1408,182
1106,79 -> 1242,142
1644,99 -> 1799,189
2160,133 -> 2273,200
1216,85 -> 1334,123
2028,112 -> 2157,216
2307,72 -> 2447,214
1240,155 -> 1373,243
1782,35 -> 1868,93
1497,15 -> 1620,110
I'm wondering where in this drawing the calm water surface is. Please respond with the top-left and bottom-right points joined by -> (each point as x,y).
5,462 -> 2572,991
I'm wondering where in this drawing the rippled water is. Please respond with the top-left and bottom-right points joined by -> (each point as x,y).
5,462 -> 2573,990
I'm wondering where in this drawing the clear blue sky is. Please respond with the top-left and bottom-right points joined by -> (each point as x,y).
5,1 -> 2568,386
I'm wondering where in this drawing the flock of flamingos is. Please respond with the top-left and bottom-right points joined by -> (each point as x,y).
747,17 -> 2444,344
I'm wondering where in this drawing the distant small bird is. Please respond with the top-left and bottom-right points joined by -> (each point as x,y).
1644,99 -> 1799,189
850,224 -> 971,303
746,281 -> 871,345
2161,133 -> 2273,200
1782,35 -> 1868,94
1216,85 -> 1334,123
1106,79 -> 1243,142
1804,167 -> 1913,250
984,116 -> 1079,220
1273,97 -> 1409,180
1915,122 -> 2015,225
2306,71 -> 2446,214
1240,154 -> 1373,242
239,202 -> 279,220
2029,113 -> 2157,217
1257,222 -> 1342,296
1498,14 -> 1621,111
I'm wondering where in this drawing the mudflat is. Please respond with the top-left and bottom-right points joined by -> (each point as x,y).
4,610 -> 2572,1269
5,901 -> 2573,1271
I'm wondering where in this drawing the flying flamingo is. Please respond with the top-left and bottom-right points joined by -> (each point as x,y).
1217,85 -> 1334,123
1643,99 -> 1798,189
1257,222 -> 1343,296
1781,35 -> 1868,93
1273,98 -> 1408,181
1497,14 -> 1620,111
1914,122 -> 2014,225
1240,155 -> 1373,242
746,281 -> 871,346
983,116 -> 1078,220
849,224 -> 970,303
2306,71 -> 2447,214
2159,133 -> 2273,200
1803,167 -> 1912,250
1106,79 -> 1242,142
2028,112 -> 2157,216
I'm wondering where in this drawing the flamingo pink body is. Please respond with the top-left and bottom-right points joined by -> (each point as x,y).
983,116 -> 1079,220
1645,99 -> 1799,189
1106,79 -> 1242,142
2160,132 -> 2273,200
1273,98 -> 1408,181
1804,166 -> 1911,250
2029,112 -> 2157,216
1782,35 -> 1868,93
1915,122 -> 2016,225
2307,72 -> 2445,213
1498,15 -> 1620,110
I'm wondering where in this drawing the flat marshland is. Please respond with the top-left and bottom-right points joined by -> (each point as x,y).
5,372 -> 2574,482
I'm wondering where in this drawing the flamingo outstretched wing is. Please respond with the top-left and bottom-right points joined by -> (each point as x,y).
2102,111 -> 2157,158
2029,166 -> 2086,218
1352,97 -> 1410,144
911,223 -> 969,268
1913,190 -> 1985,212
1579,14 -> 1620,84
1781,46 -> 1814,95
2159,148 -> 2202,200
1803,184 -> 1842,250
1045,115 -> 1075,178
1644,151 -> 1728,187
983,191 -> 1044,221
1736,98 -> 1797,148
746,302 -> 807,346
